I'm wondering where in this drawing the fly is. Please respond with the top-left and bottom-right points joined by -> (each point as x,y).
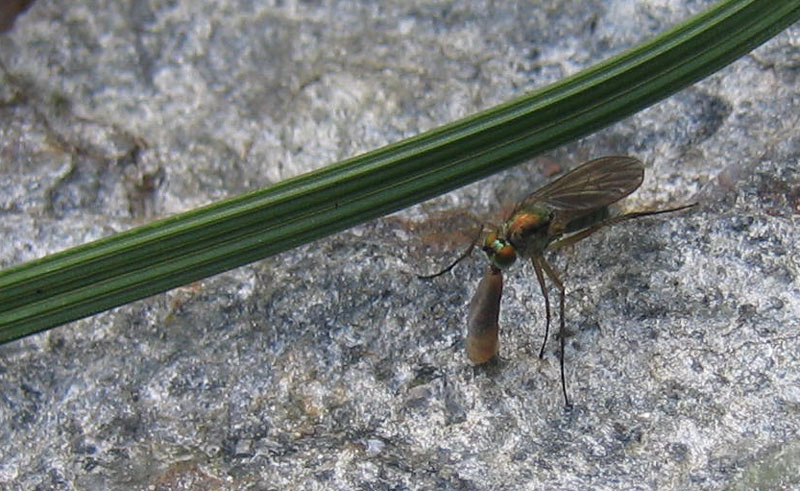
421,156 -> 696,407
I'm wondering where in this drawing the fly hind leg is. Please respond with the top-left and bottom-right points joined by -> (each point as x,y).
537,257 -> 570,408
531,256 -> 551,360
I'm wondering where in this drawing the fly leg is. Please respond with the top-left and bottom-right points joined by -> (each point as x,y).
417,239 -> 477,279
417,224 -> 493,279
538,257 -> 570,408
531,256 -> 551,360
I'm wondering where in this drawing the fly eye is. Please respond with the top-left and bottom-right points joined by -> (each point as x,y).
483,237 -> 516,269
493,243 -> 517,268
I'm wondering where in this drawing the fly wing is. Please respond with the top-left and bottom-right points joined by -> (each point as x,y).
517,156 -> 645,212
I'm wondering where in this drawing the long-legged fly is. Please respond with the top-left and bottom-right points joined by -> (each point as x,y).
421,156 -> 696,407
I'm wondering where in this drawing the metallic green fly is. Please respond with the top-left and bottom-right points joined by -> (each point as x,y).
421,156 -> 696,406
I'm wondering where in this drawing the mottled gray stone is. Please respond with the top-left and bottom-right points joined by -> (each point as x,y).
0,0 -> 798,489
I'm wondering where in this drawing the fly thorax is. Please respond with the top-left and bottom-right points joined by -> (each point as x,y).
506,206 -> 552,255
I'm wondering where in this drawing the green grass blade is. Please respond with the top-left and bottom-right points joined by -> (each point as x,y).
1,0 -> 798,343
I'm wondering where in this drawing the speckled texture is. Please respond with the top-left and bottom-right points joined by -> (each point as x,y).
0,1 -> 798,489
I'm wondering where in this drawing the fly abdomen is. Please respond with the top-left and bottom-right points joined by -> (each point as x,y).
563,206 -> 611,234
466,266 -> 504,364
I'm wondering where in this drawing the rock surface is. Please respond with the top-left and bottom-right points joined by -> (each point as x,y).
1,1 -> 798,489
